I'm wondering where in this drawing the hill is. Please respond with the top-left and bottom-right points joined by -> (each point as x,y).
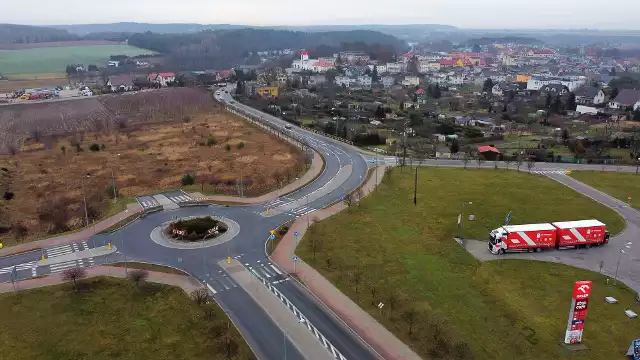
0,24 -> 78,45
128,28 -> 408,70
465,36 -> 544,46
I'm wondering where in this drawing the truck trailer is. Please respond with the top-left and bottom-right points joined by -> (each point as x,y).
488,219 -> 609,255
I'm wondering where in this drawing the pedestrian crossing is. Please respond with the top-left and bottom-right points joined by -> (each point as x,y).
45,244 -> 73,258
166,194 -> 194,204
264,197 -> 293,209
49,260 -> 84,273
205,271 -> 238,294
0,261 -> 37,276
288,206 -> 316,217
533,170 -> 568,175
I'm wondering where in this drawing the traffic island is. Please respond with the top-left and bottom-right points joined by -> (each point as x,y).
150,216 -> 240,249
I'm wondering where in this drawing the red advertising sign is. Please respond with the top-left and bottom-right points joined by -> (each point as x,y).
572,281 -> 592,300
565,281 -> 592,344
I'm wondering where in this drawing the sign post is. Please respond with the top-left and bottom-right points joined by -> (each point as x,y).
294,231 -> 299,244
292,255 -> 298,273
505,211 -> 512,226
564,280 -> 592,345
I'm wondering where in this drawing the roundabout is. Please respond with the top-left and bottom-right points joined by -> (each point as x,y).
149,215 -> 241,249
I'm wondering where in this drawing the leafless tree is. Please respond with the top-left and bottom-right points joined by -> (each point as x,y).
190,288 -> 210,306
476,153 -> 484,168
62,267 -> 87,291
516,154 -> 524,171
309,235 -> 322,261
355,188 -> 365,206
370,284 -> 378,305
127,269 -> 149,288
527,159 -> 536,172
343,192 -> 355,208
352,269 -> 362,302
387,291 -> 398,318
402,307 -> 417,336
503,159 -> 511,170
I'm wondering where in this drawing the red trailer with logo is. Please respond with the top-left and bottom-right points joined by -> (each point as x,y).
551,220 -> 609,248
488,223 -> 557,254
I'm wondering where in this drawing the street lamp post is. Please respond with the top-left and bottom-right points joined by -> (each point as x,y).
81,174 -> 91,227
636,157 -> 639,175
112,153 -> 121,205
614,242 -> 632,285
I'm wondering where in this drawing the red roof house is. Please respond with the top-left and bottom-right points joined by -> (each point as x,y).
440,59 -> 455,67
478,145 -> 501,154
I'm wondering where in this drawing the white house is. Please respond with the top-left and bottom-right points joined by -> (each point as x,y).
574,87 -> 606,105
386,62 -> 405,74
608,89 -> 640,110
402,76 -> 420,87
527,76 -> 585,92
107,60 -> 120,67
357,75 -> 372,88
106,75 -> 134,92
335,76 -> 353,88
575,105 -> 599,115
381,76 -> 395,88
148,72 -> 176,87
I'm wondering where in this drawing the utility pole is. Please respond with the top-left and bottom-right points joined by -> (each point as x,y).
413,167 -> 418,205
81,175 -> 90,227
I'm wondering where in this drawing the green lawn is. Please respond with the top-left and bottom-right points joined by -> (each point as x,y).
297,167 -> 633,360
571,171 -> 640,209
0,277 -> 255,360
0,45 -> 155,75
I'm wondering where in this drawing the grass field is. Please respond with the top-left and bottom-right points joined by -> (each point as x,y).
0,45 -> 154,75
297,167 -> 633,360
570,171 -> 640,209
0,277 -> 255,360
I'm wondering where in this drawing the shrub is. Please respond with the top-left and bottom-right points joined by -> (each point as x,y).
183,115 -> 191,123
105,184 -> 119,199
3,191 -> 14,201
89,143 -> 100,152
207,137 -> 217,147
237,141 -> 245,150
181,173 -> 196,186
225,144 -> 231,152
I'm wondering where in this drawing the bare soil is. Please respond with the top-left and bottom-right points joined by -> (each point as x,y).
0,40 -> 119,50
0,91 -> 305,245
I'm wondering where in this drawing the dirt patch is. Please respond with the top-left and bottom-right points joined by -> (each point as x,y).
273,153 -> 292,161
0,40 -> 119,50
0,94 -> 307,246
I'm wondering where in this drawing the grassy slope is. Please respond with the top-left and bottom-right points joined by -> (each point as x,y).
0,277 -> 254,360
0,45 -> 154,75
298,167 -> 634,360
570,171 -> 640,209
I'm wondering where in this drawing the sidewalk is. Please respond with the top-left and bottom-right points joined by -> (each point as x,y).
0,265 -> 201,295
271,165 -> 422,360
0,203 -> 142,257
190,150 -> 324,204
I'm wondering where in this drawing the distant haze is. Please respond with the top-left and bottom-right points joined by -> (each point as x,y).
4,0 -> 640,30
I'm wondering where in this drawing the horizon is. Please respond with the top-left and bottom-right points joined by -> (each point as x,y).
3,0 -> 639,31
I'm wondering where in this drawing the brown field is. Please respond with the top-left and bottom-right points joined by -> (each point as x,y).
0,40 -> 119,50
0,88 -> 305,245
0,77 -> 69,93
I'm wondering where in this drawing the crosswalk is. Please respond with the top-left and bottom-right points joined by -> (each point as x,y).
50,259 -> 84,273
46,244 -> 73,258
264,197 -> 293,209
45,241 -> 95,273
205,271 -> 238,294
0,261 -> 37,276
533,170 -> 568,175
166,194 -> 194,204
288,206 -> 316,217
138,198 -> 160,209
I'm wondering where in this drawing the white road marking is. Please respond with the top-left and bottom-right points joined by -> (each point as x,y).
206,283 -> 217,294
270,264 -> 283,275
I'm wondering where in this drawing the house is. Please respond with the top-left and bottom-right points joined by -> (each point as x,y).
335,76 -> 353,88
308,75 -> 327,87
216,70 -> 234,81
574,86 -> 606,105
148,72 -> 176,87
357,75 -> 372,89
492,82 -> 520,97
609,89 -> 640,110
402,76 -> 420,87
440,59 -> 456,68
381,76 -> 395,88
105,75 -> 134,92
540,84 -> 569,96
107,60 -> 120,67
575,105 -> 600,115
478,145 -> 501,160
256,86 -> 279,98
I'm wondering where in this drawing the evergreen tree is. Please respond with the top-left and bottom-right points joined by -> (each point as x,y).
375,105 -> 385,118
483,78 -> 494,93
611,87 -> 619,100
433,84 -> 442,99
634,108 -> 640,121
449,138 -> 460,154
567,93 -> 577,111
372,65 -> 379,82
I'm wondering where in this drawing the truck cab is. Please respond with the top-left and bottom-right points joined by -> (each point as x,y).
488,228 -> 507,254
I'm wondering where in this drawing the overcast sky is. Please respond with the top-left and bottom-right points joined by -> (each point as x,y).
3,0 -> 639,30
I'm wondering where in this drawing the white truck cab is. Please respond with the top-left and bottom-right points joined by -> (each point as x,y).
488,228 -> 507,254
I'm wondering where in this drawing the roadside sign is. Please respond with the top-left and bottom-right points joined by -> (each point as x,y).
505,211 -> 512,226
269,234 -> 275,240
377,302 -> 384,309
269,229 -> 276,235
340,194 -> 344,201
599,260 -> 604,273
565,280 -> 593,345
629,196 -> 633,203
294,231 -> 299,237
457,214 -> 462,227
292,256 -> 299,262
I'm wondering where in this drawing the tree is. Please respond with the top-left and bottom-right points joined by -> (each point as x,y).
181,173 -> 195,186
476,153 -> 484,168
354,188 -> 365,206
89,143 -> 100,152
503,159 -> 512,169
387,291 -> 398,318
482,78 -> 494,93
472,44 -> 482,53
375,105 -> 385,119
402,307 -> 417,336
352,269 -> 362,302
527,159 -> 536,172
449,139 -> 460,154
106,184 -> 119,200
611,87 -> 619,100
567,92 -> 577,111
462,152 -> 471,169
516,154 -> 524,171
561,128 -> 570,144
371,65 -> 379,83
62,267 -> 87,291
190,288 -> 210,306
634,108 -> 640,121
343,192 -> 355,208
127,269 -> 149,288
88,64 -> 98,71
433,84 -> 442,99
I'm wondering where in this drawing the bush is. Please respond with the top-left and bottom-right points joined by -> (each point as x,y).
183,115 -> 191,123
89,143 -> 100,152
105,184 -> 119,199
181,173 -> 195,186
207,136 -> 217,147
169,217 -> 228,241
236,141 -> 245,150
225,144 -> 231,152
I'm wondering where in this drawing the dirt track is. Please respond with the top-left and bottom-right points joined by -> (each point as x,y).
0,40 -> 119,50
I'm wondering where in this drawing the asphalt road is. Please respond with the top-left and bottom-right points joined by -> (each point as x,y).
5,87 -> 640,359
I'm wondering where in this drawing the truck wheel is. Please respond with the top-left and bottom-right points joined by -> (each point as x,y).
499,249 -> 505,255
586,244 -> 592,249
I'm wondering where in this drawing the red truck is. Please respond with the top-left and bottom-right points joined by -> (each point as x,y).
488,219 -> 609,254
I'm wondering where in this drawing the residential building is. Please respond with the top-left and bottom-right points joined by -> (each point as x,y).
292,51 -> 335,72
418,61 -> 431,74
609,89 -> 640,110
540,84 -> 569,96
256,86 -> 279,98
402,76 -> 420,87
105,75 -> 134,92
525,49 -> 554,58
381,76 -> 395,88
527,76 -> 584,92
357,75 -> 372,89
107,60 -> 120,67
492,82 -> 519,97
336,51 -> 370,63
308,75 -> 327,86
148,72 -> 176,87
375,64 -> 387,74
335,76 -> 353,88
574,86 -> 606,105
385,62 -> 405,74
